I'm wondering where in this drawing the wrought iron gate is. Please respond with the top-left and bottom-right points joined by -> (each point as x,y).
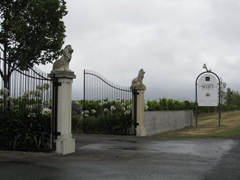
83,69 -> 134,135
0,64 -> 56,151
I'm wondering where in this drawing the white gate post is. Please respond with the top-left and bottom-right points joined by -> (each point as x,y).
131,69 -> 146,136
49,45 -> 76,155
49,71 -> 76,155
133,89 -> 146,136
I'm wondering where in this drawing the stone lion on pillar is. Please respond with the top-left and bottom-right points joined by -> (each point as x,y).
52,45 -> 74,71
131,69 -> 146,90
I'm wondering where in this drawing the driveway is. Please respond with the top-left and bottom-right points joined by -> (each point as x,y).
0,134 -> 240,180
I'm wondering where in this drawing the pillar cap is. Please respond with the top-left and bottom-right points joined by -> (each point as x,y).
48,70 -> 76,79
130,84 -> 146,91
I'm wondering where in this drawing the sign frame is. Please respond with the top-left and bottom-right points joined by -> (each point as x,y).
195,71 -> 221,126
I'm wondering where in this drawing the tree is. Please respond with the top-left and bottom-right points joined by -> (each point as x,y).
232,90 -> 240,111
0,0 -> 67,107
219,77 -> 227,104
235,91 -> 240,110
225,88 -> 232,104
159,98 -> 168,110
225,88 -> 233,113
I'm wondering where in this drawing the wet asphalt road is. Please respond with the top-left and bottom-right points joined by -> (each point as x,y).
0,134 -> 240,180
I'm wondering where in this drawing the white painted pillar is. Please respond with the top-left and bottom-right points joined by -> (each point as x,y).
135,89 -> 146,136
130,69 -> 146,136
49,71 -> 76,155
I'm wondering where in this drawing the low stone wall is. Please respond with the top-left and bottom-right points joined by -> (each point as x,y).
144,110 -> 193,136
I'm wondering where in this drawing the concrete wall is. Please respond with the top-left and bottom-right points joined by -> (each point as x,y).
144,110 -> 193,136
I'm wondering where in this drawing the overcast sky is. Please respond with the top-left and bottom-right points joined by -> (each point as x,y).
40,0 -> 240,101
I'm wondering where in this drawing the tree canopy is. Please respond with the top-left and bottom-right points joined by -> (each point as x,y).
0,0 -> 67,75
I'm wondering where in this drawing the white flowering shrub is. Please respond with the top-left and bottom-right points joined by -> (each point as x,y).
104,108 -> 109,112
41,108 -> 51,117
110,105 -> 116,112
0,83 -> 52,150
124,110 -> 131,115
144,101 -> 148,111
28,113 -> 36,118
0,88 -> 9,97
82,110 -> 90,117
91,109 -> 96,114
78,98 -> 133,134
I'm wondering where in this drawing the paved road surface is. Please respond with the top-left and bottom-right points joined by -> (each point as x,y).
0,134 -> 240,180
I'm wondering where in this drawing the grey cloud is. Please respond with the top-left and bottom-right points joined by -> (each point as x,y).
40,0 -> 240,101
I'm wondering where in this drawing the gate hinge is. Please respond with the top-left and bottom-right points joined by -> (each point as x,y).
133,123 -> 139,126
53,82 -> 62,87
52,132 -> 61,136
133,91 -> 139,95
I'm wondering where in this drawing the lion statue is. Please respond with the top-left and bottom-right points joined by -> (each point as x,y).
130,69 -> 146,90
52,45 -> 74,71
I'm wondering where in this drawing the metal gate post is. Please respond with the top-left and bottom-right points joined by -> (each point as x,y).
133,88 -> 139,135
50,74 -> 61,151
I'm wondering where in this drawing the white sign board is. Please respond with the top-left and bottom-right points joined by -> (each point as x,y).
197,73 -> 219,106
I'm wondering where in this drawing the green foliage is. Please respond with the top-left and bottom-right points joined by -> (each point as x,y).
160,98 -> 168,110
173,100 -> 182,110
226,88 -> 233,106
0,0 -> 67,68
167,99 -> 174,110
146,99 -> 160,111
0,109 -> 51,150
146,99 -> 194,111
72,115 -> 83,133
0,84 -> 51,150
146,97 -> 239,115
224,88 -> 240,112
184,100 -> 192,110
219,77 -> 227,104
0,0 -> 67,109
72,99 -> 133,135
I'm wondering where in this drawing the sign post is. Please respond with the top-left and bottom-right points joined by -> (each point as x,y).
195,65 -> 221,126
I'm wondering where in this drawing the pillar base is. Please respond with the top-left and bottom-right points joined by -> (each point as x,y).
56,137 -> 75,155
136,126 -> 146,136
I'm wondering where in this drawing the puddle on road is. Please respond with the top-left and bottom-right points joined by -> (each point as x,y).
80,143 -> 147,151
80,139 -> 236,159
111,139 -> 137,143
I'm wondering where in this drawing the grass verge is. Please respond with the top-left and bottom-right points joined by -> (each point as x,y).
154,111 -> 240,138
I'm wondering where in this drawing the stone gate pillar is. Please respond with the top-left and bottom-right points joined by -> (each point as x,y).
49,71 -> 76,155
48,44 -> 76,155
131,69 -> 146,136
